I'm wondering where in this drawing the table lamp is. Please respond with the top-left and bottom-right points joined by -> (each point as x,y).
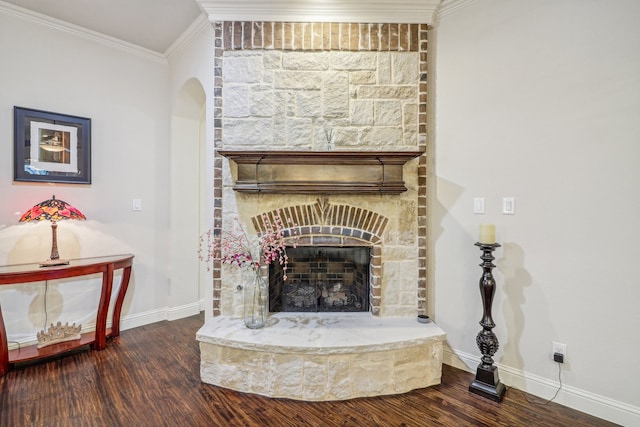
19,195 -> 86,267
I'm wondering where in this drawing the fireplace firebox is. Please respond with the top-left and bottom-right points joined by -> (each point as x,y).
269,247 -> 370,313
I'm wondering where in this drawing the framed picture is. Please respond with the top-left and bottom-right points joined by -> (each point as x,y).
13,106 -> 91,184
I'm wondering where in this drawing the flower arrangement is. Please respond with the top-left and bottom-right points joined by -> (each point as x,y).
199,209 -> 297,280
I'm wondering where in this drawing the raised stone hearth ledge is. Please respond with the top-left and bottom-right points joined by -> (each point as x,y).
197,313 -> 445,401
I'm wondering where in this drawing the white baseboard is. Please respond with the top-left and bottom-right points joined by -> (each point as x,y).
7,305 -> 201,350
444,348 -> 640,427
119,308 -> 168,331
167,302 -> 202,321
120,303 -> 202,329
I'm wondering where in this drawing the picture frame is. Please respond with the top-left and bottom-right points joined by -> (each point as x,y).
13,106 -> 91,184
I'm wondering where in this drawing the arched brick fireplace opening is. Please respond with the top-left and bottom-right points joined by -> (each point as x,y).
252,198 -> 387,316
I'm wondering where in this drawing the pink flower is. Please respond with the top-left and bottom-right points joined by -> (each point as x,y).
199,209 -> 298,279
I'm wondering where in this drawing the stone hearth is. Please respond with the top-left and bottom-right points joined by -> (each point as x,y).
198,313 -> 445,401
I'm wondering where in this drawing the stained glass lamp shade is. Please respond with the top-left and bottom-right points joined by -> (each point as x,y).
19,195 -> 86,267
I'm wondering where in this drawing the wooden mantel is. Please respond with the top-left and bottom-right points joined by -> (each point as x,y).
217,150 -> 424,194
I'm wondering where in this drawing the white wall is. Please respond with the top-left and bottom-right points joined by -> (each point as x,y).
433,0 -> 640,424
0,7 -> 173,338
167,17 -> 216,320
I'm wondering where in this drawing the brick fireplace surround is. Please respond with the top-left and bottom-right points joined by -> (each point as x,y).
197,21 -> 445,401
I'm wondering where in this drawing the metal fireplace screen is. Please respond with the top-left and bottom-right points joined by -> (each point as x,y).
269,246 -> 370,313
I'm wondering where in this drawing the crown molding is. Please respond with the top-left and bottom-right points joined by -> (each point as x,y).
165,14 -> 211,62
0,0 -> 166,64
437,0 -> 478,19
197,0 -> 443,24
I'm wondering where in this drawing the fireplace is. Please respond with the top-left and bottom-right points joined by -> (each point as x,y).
251,199 -> 387,315
270,246 -> 370,313
197,19 -> 444,402
197,196 -> 445,401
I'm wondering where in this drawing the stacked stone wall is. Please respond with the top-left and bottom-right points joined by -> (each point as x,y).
212,21 -> 429,318
222,50 -> 419,149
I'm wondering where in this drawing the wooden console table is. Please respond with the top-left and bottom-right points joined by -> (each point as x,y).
0,254 -> 134,375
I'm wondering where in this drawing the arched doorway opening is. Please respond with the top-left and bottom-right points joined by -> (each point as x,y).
169,78 -> 209,319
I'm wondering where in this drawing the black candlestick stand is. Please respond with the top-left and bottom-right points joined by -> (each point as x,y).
469,242 -> 506,402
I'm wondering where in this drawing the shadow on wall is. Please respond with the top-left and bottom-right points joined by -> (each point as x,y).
4,221 -> 82,265
429,176 -> 466,320
0,220 -> 137,342
431,176 -> 483,372
496,242 -> 531,371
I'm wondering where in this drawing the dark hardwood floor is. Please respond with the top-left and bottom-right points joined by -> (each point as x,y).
1,313 -> 618,427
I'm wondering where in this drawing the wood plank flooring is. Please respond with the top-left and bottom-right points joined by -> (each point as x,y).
0,313 -> 618,427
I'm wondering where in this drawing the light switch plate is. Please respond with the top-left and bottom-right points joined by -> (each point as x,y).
132,199 -> 142,211
473,197 -> 485,214
502,197 -> 515,215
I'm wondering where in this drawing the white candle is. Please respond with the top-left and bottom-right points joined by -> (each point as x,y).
479,224 -> 496,244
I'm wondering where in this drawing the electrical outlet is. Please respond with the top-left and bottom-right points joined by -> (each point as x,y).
552,341 -> 567,362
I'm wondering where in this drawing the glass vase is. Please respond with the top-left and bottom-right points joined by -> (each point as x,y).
243,270 -> 268,329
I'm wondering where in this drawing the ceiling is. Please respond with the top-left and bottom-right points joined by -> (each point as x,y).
2,0 -> 204,54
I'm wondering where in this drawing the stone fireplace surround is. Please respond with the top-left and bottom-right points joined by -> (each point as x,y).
212,21 -> 431,317
197,20 -> 445,401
